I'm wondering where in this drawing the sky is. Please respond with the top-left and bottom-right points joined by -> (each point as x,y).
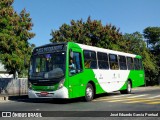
13,0 -> 160,47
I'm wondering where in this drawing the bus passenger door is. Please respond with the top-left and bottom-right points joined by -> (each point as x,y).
68,49 -> 84,98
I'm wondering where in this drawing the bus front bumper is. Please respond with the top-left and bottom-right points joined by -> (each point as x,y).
28,87 -> 68,98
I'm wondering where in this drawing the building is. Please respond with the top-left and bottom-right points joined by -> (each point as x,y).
0,62 -> 13,78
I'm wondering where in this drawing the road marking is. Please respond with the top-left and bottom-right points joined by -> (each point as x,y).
94,97 -> 160,101
125,94 -> 148,98
93,94 -> 160,105
93,98 -> 138,102
105,99 -> 128,102
94,95 -> 151,101
123,99 -> 154,103
146,101 -> 160,104
148,95 -> 160,99
111,94 -> 132,97
94,98 -> 159,102
94,95 -> 145,100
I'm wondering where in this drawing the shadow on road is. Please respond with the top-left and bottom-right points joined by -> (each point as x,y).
8,95 -> 85,104
7,92 -> 135,104
94,91 -> 135,99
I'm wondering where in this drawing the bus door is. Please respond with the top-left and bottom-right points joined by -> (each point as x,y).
68,48 -> 84,98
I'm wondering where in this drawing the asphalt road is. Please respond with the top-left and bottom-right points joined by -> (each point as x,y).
0,86 -> 160,120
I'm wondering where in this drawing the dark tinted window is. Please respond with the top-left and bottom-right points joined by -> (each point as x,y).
109,54 -> 119,70
119,55 -> 127,70
97,52 -> 109,69
139,59 -> 143,70
84,50 -> 97,69
73,52 -> 82,71
127,57 -> 134,70
134,58 -> 140,70
69,52 -> 82,76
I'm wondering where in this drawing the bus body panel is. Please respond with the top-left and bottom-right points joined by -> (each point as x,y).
28,86 -> 68,98
93,69 -> 130,92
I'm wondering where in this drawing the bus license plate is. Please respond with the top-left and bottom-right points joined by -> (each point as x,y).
40,92 -> 48,96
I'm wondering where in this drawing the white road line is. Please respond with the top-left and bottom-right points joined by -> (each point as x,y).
94,94 -> 148,101
93,97 -> 144,102
111,94 -> 132,97
148,95 -> 160,99
123,99 -> 154,103
94,96 -> 135,101
126,94 -> 148,98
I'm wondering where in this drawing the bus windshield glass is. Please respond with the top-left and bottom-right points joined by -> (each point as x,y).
29,52 -> 66,79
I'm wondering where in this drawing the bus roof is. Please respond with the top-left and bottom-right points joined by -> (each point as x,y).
33,42 -> 142,59
76,43 -> 142,59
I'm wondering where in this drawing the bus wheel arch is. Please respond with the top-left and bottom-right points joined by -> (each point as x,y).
84,81 -> 95,102
88,81 -> 96,95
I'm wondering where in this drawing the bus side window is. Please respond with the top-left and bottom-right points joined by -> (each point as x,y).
109,54 -> 119,70
139,59 -> 143,70
134,58 -> 140,70
84,50 -> 97,69
119,55 -> 127,70
84,60 -> 91,68
127,57 -> 134,70
97,52 -> 109,69
69,52 -> 82,75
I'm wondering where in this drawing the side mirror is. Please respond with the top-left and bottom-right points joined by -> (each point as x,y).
70,49 -> 73,58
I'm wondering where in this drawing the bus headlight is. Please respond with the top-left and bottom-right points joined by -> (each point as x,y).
58,79 -> 64,89
28,81 -> 32,90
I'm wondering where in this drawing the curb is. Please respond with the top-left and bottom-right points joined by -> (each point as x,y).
0,95 -> 28,102
0,96 -> 8,101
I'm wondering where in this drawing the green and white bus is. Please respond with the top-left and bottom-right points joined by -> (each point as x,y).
28,42 -> 145,101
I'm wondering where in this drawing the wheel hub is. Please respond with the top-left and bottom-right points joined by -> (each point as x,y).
86,87 -> 93,98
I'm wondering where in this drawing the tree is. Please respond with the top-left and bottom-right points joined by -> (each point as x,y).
50,16 -> 123,51
123,32 -> 158,85
50,17 -> 159,85
0,0 -> 35,78
143,27 -> 160,50
143,27 -> 160,85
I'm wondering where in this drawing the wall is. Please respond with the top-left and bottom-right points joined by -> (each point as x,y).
0,78 -> 28,95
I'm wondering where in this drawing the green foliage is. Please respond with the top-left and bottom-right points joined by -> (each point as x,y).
50,16 -> 122,51
143,27 -> 160,85
0,0 -> 35,77
144,27 -> 160,50
50,17 -> 159,85
123,32 -> 158,85
123,32 -> 154,69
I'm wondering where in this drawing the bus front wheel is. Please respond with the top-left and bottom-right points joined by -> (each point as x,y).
84,83 -> 94,102
120,81 -> 132,94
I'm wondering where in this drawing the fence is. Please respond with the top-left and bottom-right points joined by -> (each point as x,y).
0,78 -> 28,96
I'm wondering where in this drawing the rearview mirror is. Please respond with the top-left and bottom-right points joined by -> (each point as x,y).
70,49 -> 73,58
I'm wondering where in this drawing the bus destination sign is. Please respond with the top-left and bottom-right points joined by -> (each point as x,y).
34,45 -> 64,54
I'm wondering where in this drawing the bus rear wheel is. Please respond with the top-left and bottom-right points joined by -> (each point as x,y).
84,83 -> 94,102
120,81 -> 132,94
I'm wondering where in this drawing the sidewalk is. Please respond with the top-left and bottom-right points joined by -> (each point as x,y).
0,94 -> 27,102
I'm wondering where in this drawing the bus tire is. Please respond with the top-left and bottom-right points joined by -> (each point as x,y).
120,80 -> 132,94
84,83 -> 94,102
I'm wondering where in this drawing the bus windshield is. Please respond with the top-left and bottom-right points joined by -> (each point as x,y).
29,52 -> 66,80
